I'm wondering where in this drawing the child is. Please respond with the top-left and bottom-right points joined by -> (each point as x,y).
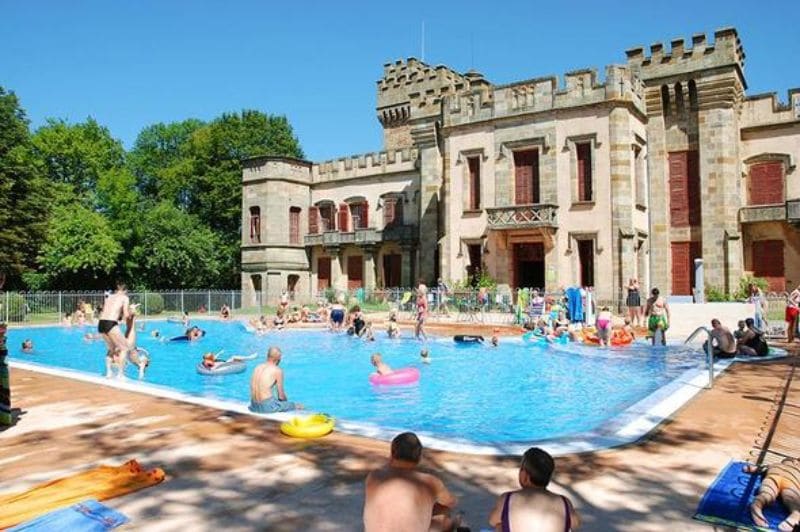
734,320 -> 747,340
370,353 -> 393,375
491,328 -> 500,347
21,339 -> 34,353
386,311 -> 400,339
420,348 -> 431,364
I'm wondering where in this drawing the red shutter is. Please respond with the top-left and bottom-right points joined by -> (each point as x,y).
338,203 -> 349,232
347,256 -> 363,290
669,152 -> 689,228
753,240 -> 785,291
383,198 -> 395,226
687,150 -> 701,226
750,162 -> 784,205
671,242 -> 691,295
289,208 -> 300,244
514,151 -> 533,205
362,200 -> 369,228
532,151 -> 540,203
317,257 -> 331,289
308,206 -> 319,234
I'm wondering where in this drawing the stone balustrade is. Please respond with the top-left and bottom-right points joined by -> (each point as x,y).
486,204 -> 559,230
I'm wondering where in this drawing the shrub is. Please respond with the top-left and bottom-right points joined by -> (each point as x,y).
143,292 -> 164,314
2,293 -> 28,321
733,275 -> 769,300
705,285 -> 731,302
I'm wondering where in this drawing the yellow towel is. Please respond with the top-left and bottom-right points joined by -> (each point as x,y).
0,459 -> 165,528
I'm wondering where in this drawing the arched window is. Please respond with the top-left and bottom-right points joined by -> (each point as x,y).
249,206 -> 261,243
674,82 -> 684,114
688,80 -> 698,111
661,85 -> 670,117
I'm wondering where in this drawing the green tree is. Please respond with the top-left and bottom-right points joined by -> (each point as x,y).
0,87 -> 49,287
96,167 -> 143,280
38,205 -> 123,289
132,202 -> 224,288
31,117 -> 125,203
127,119 -> 205,201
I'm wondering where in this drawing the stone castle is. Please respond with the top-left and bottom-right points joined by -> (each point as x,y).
241,27 -> 800,306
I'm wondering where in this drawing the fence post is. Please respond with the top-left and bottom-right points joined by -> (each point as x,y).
180,290 -> 185,314
58,292 -> 62,322
207,291 -> 211,313
144,289 -> 148,318
231,290 -> 234,310
4,292 -> 8,323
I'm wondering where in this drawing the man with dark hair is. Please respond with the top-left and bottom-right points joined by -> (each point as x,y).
364,432 -> 460,531
737,317 -> 769,357
489,447 -> 580,531
98,281 -> 132,378
706,318 -> 738,359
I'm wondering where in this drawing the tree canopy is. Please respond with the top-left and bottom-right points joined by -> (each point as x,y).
0,85 -> 305,290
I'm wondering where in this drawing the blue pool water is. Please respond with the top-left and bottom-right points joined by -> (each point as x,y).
7,320 -> 704,444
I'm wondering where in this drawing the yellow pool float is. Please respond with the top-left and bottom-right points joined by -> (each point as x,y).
280,414 -> 335,439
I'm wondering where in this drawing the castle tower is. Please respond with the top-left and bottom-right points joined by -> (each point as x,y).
627,28 -> 746,296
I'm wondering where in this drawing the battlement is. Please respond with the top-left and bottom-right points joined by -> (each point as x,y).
312,147 -> 419,182
444,64 -> 645,127
377,58 -> 479,126
740,88 -> 800,128
625,27 -> 745,83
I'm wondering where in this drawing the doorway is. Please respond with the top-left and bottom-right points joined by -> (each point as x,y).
317,257 -> 331,290
383,254 -> 402,287
577,240 -> 594,287
514,243 -> 545,289
347,255 -> 364,290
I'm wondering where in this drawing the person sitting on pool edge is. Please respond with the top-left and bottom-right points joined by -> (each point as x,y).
705,318 -> 738,359
363,431 -> 461,532
489,446 -> 581,531
249,346 -> 303,413
370,353 -> 393,376
737,317 -> 769,357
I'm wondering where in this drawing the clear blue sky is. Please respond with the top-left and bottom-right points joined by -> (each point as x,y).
2,0 -> 798,161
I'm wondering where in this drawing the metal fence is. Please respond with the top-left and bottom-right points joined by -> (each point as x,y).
0,290 -> 242,325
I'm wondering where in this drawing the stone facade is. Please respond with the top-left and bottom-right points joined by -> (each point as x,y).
241,27 -> 800,307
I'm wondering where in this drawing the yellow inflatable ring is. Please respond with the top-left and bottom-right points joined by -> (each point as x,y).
280,414 -> 335,439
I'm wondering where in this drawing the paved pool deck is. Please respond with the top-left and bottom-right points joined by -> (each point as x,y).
1,348 -> 798,531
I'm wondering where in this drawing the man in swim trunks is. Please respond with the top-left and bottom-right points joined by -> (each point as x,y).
746,457 -> 800,531
415,286 -> 428,341
249,346 -> 304,413
705,318 -> 738,359
644,287 -> 670,346
98,282 -> 132,379
330,297 -> 346,332
489,447 -> 581,532
363,432 -> 460,532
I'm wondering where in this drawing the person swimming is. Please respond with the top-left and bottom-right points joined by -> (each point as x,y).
370,353 -> 393,376
21,339 -> 34,353
420,348 -> 431,364
491,328 -> 500,347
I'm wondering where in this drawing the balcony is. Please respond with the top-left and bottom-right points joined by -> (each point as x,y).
788,199 -> 800,227
738,204 -> 786,224
304,224 -> 418,247
486,204 -> 559,230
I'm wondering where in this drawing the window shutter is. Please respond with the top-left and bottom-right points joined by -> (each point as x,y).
750,162 -> 784,205
338,203 -> 349,232
577,143 -> 592,202
468,157 -> 481,210
289,208 -> 300,244
308,206 -> 319,234
687,150 -> 701,226
362,200 -> 369,228
669,152 -> 689,228
532,151 -> 540,203
514,152 -> 532,205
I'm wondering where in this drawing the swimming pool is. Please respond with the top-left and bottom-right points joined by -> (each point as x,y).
7,320 -> 723,454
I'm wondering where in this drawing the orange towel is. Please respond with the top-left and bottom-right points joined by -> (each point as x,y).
0,459 -> 165,528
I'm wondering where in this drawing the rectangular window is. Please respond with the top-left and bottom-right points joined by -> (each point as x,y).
289,207 -> 301,244
467,156 -> 481,210
749,162 -> 784,205
347,255 -> 363,290
249,206 -> 261,243
319,204 -> 335,231
576,143 -> 593,202
634,145 -> 646,207
350,201 -> 369,229
668,151 -> 701,228
383,197 -> 403,227
338,203 -> 350,232
317,257 -> 331,290
577,240 -> 594,287
514,150 -> 540,204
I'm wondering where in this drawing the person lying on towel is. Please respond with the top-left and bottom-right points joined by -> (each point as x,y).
745,458 -> 800,531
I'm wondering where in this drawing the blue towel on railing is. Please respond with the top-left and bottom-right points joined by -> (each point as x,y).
565,287 -> 583,323
693,461 -> 788,530
8,499 -> 128,531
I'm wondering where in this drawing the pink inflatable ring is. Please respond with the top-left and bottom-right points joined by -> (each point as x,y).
369,367 -> 421,386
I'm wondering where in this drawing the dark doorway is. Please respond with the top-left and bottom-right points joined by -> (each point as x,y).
514,243 -> 545,289
467,244 -> 483,286
317,257 -> 331,290
347,256 -> 363,290
383,254 -> 402,287
577,240 -> 594,287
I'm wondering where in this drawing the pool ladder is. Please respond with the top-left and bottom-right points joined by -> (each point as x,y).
684,326 -> 714,389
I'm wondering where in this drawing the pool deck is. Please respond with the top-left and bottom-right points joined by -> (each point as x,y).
1,348 -> 798,531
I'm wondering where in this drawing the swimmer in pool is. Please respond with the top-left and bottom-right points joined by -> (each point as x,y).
201,351 -> 257,370
21,339 -> 34,353
371,353 -> 393,376
491,328 -> 500,347
125,312 -> 149,379
420,348 -> 431,364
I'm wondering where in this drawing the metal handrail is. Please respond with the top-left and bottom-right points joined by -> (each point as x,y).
684,326 -> 714,389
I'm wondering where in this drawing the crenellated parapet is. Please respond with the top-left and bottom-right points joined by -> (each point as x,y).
740,88 -> 800,128
312,147 -> 419,182
625,28 -> 745,81
377,58 -> 472,127
444,64 -> 645,127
